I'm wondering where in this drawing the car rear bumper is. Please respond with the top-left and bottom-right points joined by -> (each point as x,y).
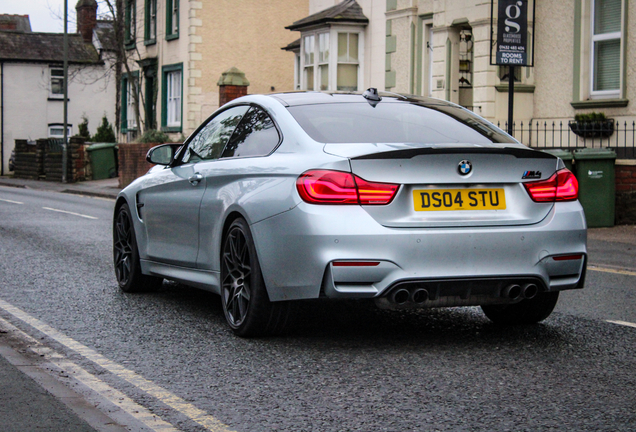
251,201 -> 587,302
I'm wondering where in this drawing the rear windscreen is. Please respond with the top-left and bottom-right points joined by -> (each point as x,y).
287,102 -> 516,144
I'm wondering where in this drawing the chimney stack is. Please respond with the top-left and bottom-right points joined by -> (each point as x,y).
75,0 -> 97,44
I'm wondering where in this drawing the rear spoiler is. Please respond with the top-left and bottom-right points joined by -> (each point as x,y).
352,147 -> 556,160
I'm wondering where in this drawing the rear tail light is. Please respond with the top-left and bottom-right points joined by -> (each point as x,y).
524,168 -> 578,202
297,170 -> 399,205
355,176 -> 399,205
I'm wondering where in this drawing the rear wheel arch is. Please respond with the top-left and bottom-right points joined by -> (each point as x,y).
221,211 -> 248,247
219,216 -> 293,336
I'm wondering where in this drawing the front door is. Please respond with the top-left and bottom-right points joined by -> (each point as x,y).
139,164 -> 205,267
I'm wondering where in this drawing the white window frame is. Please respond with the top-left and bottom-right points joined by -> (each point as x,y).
294,52 -> 301,90
335,30 -> 361,92
48,124 -> 72,138
302,34 -> 315,91
317,32 -> 330,91
149,0 -> 157,40
426,24 -> 434,97
589,0 -> 623,99
127,78 -> 138,130
299,26 -> 364,92
166,70 -> 182,127
49,67 -> 64,98
171,0 -> 179,34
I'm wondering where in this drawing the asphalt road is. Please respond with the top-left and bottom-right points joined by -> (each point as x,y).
0,185 -> 635,432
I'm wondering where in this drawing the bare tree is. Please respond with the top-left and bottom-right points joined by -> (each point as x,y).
49,0 -> 147,138
100,0 -> 146,139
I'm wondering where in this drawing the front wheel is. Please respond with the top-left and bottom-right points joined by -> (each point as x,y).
481,291 -> 559,325
221,218 -> 292,337
113,203 -> 163,293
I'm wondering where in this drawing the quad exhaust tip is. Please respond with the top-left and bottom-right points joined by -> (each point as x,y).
502,284 -> 522,300
522,283 -> 538,299
385,281 -> 541,306
411,288 -> 429,305
390,288 -> 410,305
502,283 -> 540,300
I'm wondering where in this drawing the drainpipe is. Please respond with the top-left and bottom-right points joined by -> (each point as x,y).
1,61 -> 4,177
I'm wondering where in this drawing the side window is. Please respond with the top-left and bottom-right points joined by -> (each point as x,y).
221,107 -> 280,158
182,105 -> 249,163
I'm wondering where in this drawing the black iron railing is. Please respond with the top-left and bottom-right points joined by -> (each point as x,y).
493,120 -> 636,159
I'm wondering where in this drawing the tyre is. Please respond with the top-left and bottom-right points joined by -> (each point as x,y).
221,218 -> 292,337
481,291 -> 559,325
113,203 -> 163,293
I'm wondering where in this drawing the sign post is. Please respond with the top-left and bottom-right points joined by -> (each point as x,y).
490,0 -> 535,136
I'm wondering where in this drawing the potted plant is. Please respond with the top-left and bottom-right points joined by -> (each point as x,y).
568,112 -> 615,138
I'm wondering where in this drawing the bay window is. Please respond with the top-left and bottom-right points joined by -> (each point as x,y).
300,28 -> 362,92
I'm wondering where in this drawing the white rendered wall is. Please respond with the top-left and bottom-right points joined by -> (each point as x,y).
1,62 -> 116,174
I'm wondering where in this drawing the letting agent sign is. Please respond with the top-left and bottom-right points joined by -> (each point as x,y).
495,0 -> 529,66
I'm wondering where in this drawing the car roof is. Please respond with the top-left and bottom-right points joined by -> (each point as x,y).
267,91 -> 459,108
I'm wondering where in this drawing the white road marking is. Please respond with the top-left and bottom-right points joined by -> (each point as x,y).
0,198 -> 24,204
42,207 -> 98,219
0,299 -> 233,432
607,320 -> 636,329
588,265 -> 636,277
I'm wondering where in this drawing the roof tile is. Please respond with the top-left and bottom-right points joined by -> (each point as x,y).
286,0 -> 368,31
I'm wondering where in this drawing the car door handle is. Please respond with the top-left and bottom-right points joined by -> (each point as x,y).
188,173 -> 203,186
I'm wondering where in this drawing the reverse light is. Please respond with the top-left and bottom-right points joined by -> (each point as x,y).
297,170 -> 399,205
524,169 -> 578,202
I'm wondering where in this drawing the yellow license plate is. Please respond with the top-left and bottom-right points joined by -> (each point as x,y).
413,188 -> 506,211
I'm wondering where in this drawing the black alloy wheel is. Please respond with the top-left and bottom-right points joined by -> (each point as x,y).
113,203 -> 162,292
221,218 -> 292,337
222,222 -> 252,327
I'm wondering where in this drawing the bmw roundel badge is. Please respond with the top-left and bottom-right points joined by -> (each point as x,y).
458,160 -> 472,175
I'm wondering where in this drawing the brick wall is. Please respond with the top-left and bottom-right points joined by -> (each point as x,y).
615,163 -> 636,224
13,138 -> 86,182
219,85 -> 248,106
117,142 -> 158,189
615,164 -> 636,193
13,139 -> 44,179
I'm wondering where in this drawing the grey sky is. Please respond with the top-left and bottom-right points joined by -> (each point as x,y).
0,0 -> 108,33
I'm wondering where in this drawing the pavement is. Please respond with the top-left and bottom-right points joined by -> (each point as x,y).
0,175 -> 121,200
0,174 -> 635,431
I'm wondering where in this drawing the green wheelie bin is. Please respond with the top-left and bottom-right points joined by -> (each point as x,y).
87,142 -> 118,180
573,148 -> 617,228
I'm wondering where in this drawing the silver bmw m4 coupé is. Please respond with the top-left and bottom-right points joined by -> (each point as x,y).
113,90 -> 587,336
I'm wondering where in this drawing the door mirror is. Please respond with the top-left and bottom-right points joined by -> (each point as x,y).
146,143 -> 182,165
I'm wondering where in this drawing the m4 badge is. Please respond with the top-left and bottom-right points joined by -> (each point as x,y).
522,170 -> 542,179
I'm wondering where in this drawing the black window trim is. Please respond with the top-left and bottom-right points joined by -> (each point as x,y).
220,104 -> 283,160
172,103 -> 283,166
